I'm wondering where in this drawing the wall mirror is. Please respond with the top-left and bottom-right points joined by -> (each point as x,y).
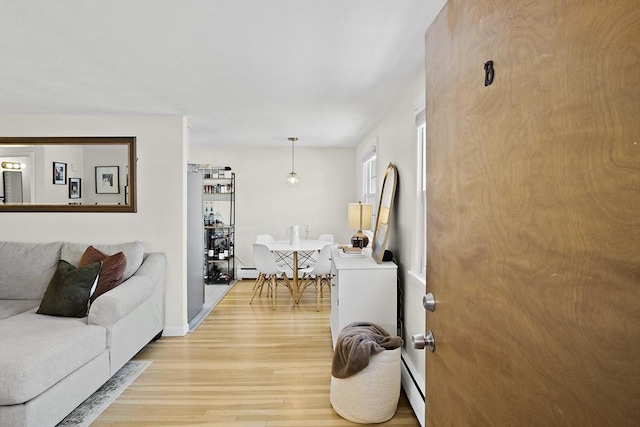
0,136 -> 136,212
372,162 -> 398,263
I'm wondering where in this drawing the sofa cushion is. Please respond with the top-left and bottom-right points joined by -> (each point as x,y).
0,299 -> 40,320
0,310 -> 107,405
0,241 -> 63,300
78,246 -> 127,302
37,260 -> 102,318
61,241 -> 144,281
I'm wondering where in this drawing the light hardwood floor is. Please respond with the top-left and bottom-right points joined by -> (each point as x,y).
93,280 -> 420,426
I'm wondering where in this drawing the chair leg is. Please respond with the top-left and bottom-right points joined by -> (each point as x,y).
270,275 -> 278,310
316,276 -> 321,312
320,275 -> 331,298
296,273 -> 306,303
252,273 -> 263,291
280,273 -> 295,306
249,274 -> 266,304
266,275 -> 273,298
296,275 -> 311,304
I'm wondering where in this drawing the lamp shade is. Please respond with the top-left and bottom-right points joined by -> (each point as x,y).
348,202 -> 373,230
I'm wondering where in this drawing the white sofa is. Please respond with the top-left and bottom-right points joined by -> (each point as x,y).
0,241 -> 166,427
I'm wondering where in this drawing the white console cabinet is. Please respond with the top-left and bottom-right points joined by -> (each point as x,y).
330,245 -> 398,347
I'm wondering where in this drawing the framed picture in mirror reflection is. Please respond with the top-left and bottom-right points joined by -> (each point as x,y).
68,178 -> 81,199
95,166 -> 120,194
53,162 -> 66,185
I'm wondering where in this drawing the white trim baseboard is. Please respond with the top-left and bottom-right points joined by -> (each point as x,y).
162,324 -> 189,337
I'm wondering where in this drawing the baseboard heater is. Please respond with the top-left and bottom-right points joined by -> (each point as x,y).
401,351 -> 425,427
238,267 -> 259,279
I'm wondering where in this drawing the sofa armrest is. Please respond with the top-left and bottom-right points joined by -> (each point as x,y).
88,252 -> 166,327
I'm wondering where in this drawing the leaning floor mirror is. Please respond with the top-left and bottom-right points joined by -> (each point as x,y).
372,162 -> 398,263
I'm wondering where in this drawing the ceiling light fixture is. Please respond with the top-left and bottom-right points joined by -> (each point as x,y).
287,137 -> 299,185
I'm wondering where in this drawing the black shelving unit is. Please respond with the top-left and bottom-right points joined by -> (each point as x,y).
202,168 -> 235,284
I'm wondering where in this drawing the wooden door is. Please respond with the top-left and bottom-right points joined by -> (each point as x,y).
424,0 -> 639,425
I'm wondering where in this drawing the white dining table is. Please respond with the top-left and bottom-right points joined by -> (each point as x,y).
265,239 -> 331,301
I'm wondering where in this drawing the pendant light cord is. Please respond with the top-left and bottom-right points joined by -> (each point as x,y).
288,137 -> 298,174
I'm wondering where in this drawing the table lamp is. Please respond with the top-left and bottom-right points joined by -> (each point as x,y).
348,201 -> 373,248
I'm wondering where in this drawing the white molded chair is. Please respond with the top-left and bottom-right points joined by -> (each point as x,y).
318,234 -> 334,243
253,235 -> 274,290
296,244 -> 332,311
256,234 -> 291,269
297,234 -> 333,271
250,243 -> 294,309
255,234 -> 275,245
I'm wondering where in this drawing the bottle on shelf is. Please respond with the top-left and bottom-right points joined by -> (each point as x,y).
222,234 -> 229,259
206,232 -> 217,259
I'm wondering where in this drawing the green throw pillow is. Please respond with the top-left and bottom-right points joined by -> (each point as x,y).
37,259 -> 102,317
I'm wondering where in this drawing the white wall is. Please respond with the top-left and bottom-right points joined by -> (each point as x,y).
355,72 -> 427,421
188,145 -> 356,271
0,115 -> 190,336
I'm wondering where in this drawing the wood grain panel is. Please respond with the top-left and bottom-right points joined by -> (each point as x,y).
92,281 -> 419,426
425,0 -> 639,425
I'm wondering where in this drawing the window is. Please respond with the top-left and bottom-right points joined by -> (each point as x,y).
412,97 -> 427,278
362,146 -> 377,226
416,122 -> 427,276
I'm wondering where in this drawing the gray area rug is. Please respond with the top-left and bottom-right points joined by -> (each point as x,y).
57,360 -> 152,427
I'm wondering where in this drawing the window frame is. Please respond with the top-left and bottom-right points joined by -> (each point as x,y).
413,109 -> 427,278
362,145 -> 377,228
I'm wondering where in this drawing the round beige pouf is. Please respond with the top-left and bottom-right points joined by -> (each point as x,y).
330,346 -> 402,424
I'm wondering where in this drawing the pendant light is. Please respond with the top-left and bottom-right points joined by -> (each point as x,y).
287,137 -> 299,185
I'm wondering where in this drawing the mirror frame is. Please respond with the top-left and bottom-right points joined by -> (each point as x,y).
0,136 -> 136,213
371,162 -> 398,263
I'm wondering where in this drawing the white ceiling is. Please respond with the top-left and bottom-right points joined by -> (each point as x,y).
0,0 -> 446,148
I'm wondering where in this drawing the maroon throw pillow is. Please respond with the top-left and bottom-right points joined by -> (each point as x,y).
78,246 -> 127,302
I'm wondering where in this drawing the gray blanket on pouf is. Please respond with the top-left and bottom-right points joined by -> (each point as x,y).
331,322 -> 403,378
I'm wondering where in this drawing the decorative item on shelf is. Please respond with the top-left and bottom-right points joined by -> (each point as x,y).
204,202 -> 213,225
338,245 -> 365,257
286,137 -> 299,185
214,211 -> 223,225
348,201 -> 373,248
